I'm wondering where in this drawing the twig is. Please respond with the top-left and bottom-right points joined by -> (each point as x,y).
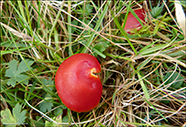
24,99 -> 58,124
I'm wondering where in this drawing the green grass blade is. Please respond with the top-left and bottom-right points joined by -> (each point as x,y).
81,1 -> 111,53
105,53 -> 134,61
122,0 -> 132,29
1,47 -> 32,56
139,44 -> 168,55
137,73 -> 150,99
17,1 -> 27,22
122,1 -> 144,27
9,1 -> 31,34
68,1 -> 73,55
138,40 -> 158,54
111,11 -> 137,55
145,98 -> 168,122
130,63 -> 150,99
92,48 -> 106,58
24,1 -> 33,36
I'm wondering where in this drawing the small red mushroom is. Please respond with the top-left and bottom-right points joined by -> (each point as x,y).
124,8 -> 146,34
55,53 -> 102,112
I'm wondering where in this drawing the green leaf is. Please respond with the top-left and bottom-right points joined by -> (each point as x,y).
138,40 -> 158,54
139,44 -> 167,55
13,103 -> 21,120
5,59 -> 34,87
163,50 -> 186,57
17,74 -> 29,85
150,2 -> 164,18
14,103 -> 27,124
17,59 -> 34,74
42,78 -> 54,91
1,103 -> 27,127
39,101 -> 53,113
0,42 -> 26,47
86,4 -> 93,13
130,64 -> 150,100
39,94 -> 53,113
1,109 -> 16,127
163,72 -> 184,89
93,41 -> 109,54
7,77 -> 17,87
45,115 -> 62,127
5,59 -> 18,77
54,108 -> 63,116
18,110 -> 27,124
92,48 -> 106,58
151,6 -> 163,18
62,115 -> 69,123
137,73 -> 150,99
13,103 -> 27,124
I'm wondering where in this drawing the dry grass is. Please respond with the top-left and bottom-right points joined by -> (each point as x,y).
1,0 -> 186,126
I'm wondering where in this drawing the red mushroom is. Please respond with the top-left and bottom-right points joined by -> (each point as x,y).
55,53 -> 102,112
124,8 -> 146,34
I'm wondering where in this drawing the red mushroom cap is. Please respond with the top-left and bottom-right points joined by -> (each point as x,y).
124,8 -> 146,34
55,53 -> 102,112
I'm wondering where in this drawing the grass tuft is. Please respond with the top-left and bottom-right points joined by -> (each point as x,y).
1,0 -> 186,126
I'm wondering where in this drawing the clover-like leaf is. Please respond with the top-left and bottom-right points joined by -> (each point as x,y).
5,59 -> 34,87
5,59 -> 18,77
1,103 -> 27,127
39,101 -> 53,113
42,78 -> 54,91
39,94 -> 53,113
13,103 -> 27,124
17,59 -> 34,74
1,109 -> 16,127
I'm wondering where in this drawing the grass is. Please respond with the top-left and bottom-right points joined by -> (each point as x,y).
1,0 -> 186,126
